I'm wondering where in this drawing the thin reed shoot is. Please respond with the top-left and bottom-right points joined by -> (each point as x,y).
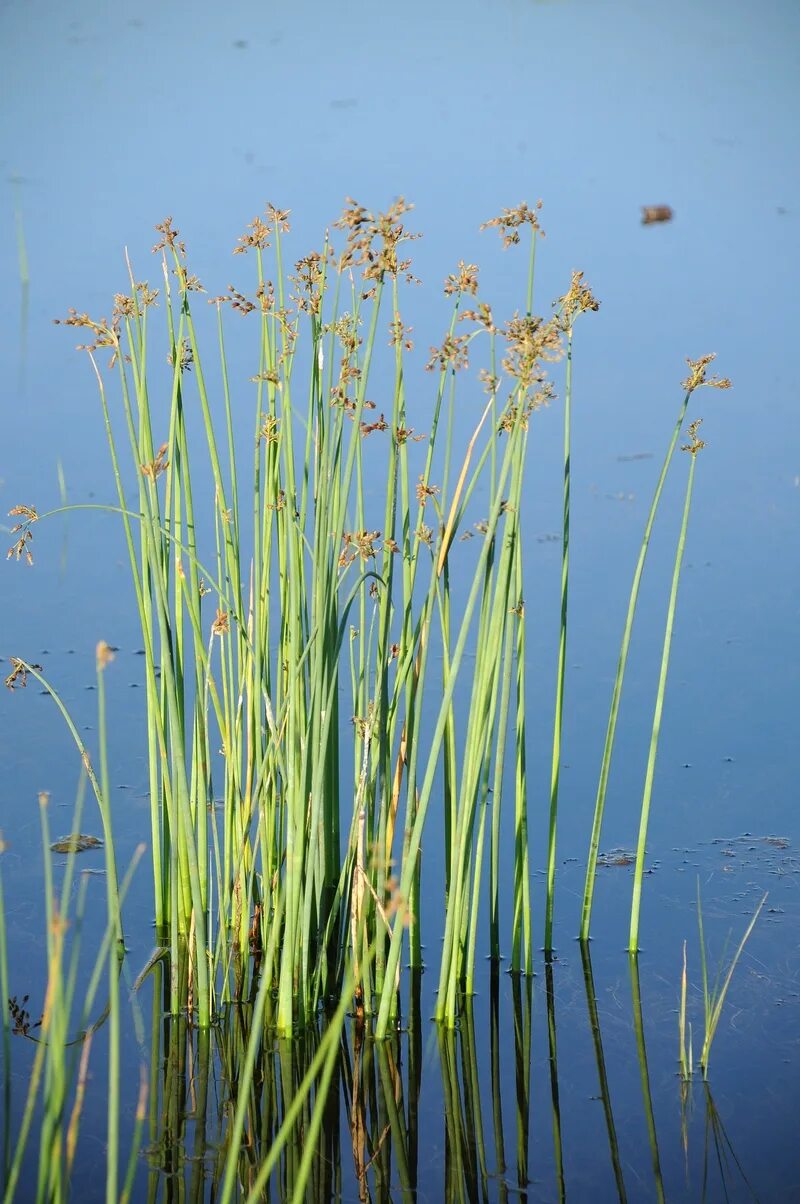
692,883 -> 766,1081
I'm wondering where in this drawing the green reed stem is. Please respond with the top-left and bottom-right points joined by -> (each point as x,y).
580,386 -> 696,941
544,328 -> 572,953
629,437 -> 701,952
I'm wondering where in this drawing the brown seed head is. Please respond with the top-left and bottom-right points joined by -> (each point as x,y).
681,354 -> 732,393
425,332 -> 470,373
141,443 -> 170,481
681,418 -> 706,455
443,260 -> 479,297
152,217 -> 186,257
96,641 -> 115,671
556,270 -> 600,328
480,200 -> 543,248
233,214 -> 272,255
211,609 -> 230,637
334,197 -> 420,284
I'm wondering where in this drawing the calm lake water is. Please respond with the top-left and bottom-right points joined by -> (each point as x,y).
2,0 -> 799,1199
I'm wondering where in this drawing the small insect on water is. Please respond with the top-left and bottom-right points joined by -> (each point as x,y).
641,205 -> 674,225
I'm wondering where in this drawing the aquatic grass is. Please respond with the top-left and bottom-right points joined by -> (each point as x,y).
581,357 -> 731,943
629,419 -> 706,952
5,198 -> 733,1067
681,883 -> 767,1082
31,198 -> 574,1035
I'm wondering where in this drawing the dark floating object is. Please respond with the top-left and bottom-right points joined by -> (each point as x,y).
50,833 -> 104,854
641,205 -> 674,225
597,847 -> 635,867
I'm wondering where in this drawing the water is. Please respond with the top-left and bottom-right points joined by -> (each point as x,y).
2,0 -> 799,1198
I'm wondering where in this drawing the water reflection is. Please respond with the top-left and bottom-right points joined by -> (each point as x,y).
580,944 -> 627,1202
1,900 -> 769,1202
629,954 -> 666,1203
142,964 -> 539,1201
544,959 -> 564,1202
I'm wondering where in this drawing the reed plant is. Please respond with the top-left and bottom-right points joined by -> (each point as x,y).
7,199 -> 606,1036
6,197 -> 735,1056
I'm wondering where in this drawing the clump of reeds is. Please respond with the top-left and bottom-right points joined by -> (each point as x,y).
7,198 -> 603,1035
6,195 -> 731,1040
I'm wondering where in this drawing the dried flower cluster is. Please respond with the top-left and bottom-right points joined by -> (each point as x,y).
388,314 -> 414,350
500,314 -> 562,413
211,609 -> 230,636
425,332 -> 470,373
290,250 -> 328,315
556,271 -> 600,328
681,418 -> 706,455
233,213 -> 272,255
339,530 -> 382,569
480,201 -> 543,248
4,657 -> 42,690
8,995 -> 41,1038
415,476 -> 440,506
443,260 -> 479,297
460,302 -> 496,333
360,413 -> 389,438
334,197 -> 420,290
681,354 -> 732,393
152,216 -> 186,257
7,505 -> 38,565
96,641 -> 115,671
54,308 -> 119,356
141,443 -> 170,481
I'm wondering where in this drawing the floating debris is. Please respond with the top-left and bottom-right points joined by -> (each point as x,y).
50,833 -> 103,854
597,847 -> 635,867
641,205 -> 673,225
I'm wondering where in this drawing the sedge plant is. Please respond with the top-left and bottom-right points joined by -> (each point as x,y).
8,199 -> 600,1036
